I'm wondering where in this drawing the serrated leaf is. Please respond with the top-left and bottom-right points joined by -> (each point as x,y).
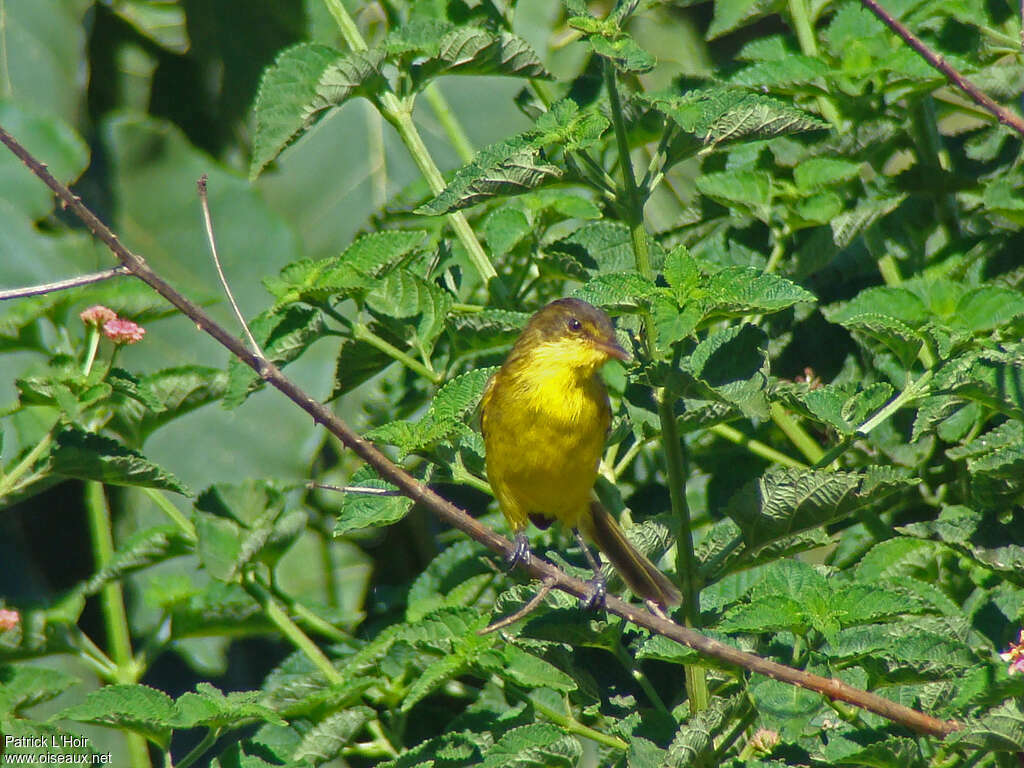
412,27 -> 551,87
109,365 -> 227,445
0,666 -> 79,715
696,169 -> 773,216
334,467 -> 413,536
730,55 -> 830,89
416,137 -> 561,215
58,684 -> 175,748
684,324 -> 770,419
708,0 -> 785,38
330,335 -> 395,400
48,426 -> 190,495
550,220 -> 637,272
666,694 -> 741,766
726,467 -> 914,548
793,157 -> 862,191
224,306 -> 326,407
249,43 -> 347,180
953,286 -> 1024,334
588,33 -> 656,73
494,644 -> 577,692
945,701 -> 1024,752
483,207 -> 532,257
80,525 -> 193,597
172,683 -> 286,729
704,266 -> 816,316
645,87 -> 826,149
480,723 -> 580,768
291,707 -> 374,763
830,194 -> 906,247
572,271 -> 657,311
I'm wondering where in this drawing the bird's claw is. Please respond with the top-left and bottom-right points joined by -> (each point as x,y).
507,532 -> 532,568
579,575 -> 607,612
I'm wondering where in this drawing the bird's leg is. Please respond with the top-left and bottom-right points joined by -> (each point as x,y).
573,527 -> 606,611
508,531 -> 532,567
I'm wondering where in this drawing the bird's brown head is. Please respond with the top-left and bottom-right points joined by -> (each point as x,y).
509,298 -> 630,374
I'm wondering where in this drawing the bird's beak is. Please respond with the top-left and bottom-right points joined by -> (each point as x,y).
595,337 -> 631,362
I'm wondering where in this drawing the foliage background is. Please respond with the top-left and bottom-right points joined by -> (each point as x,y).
1,0 -> 1023,767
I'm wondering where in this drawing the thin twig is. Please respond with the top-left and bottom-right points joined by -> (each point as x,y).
860,0 -> 1024,136
308,482 -> 401,496
478,578 -> 555,635
0,122 -> 962,739
196,175 -> 263,357
0,266 -> 129,301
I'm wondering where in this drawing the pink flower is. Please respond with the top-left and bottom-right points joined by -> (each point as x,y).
80,305 -> 117,327
0,608 -> 20,631
1001,629 -> 1024,675
103,318 -> 146,344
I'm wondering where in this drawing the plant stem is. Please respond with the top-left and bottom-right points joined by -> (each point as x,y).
85,481 -> 151,768
142,487 -> 197,541
353,323 -> 442,383
321,0 -> 505,298
605,57 -> 708,711
710,422 -> 807,469
603,63 -> 651,278
424,82 -> 475,163
505,685 -> 629,750
243,572 -> 343,685
83,326 -> 100,376
175,728 -> 219,768
613,637 -> 669,715
768,403 -> 823,464
786,0 -> 842,125
0,426 -> 54,500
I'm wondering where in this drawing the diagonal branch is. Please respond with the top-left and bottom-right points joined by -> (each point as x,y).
0,266 -> 130,301
861,0 -> 1024,136
0,122 -> 961,739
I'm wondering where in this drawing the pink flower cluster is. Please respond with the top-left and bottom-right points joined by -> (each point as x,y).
1002,629 -> 1024,675
79,305 -> 146,344
0,608 -> 20,631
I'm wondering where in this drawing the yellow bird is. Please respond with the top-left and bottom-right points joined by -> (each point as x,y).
480,298 -> 681,608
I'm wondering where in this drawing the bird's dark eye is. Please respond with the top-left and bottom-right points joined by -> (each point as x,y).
567,317 -> 582,332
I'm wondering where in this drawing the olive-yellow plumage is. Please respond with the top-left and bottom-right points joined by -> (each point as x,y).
480,298 -> 681,608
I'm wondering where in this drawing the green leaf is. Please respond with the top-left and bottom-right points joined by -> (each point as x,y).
550,220 -> 639,273
953,286 -> 1024,334
945,701 -> 1024,752
730,55 -> 830,89
58,684 -> 175,749
572,271 -> 658,312
645,87 -> 826,149
48,426 -> 190,495
666,694 -> 741,766
172,683 -> 286,729
933,344 -> 1024,420
489,644 -> 577,692
412,27 -> 551,87
334,467 -> 414,536
696,169 -> 773,218
415,136 -> 561,215
480,723 -> 581,768
704,266 -> 816,316
708,0 -> 785,38
249,43 -> 346,180
80,526 -> 193,597
684,324 -> 770,419
224,306 -> 326,407
726,467 -> 915,548
830,194 -> 906,247
588,33 -> 656,73
483,207 -> 532,257
291,707 -> 375,764
0,666 -> 79,715
718,593 -> 809,634
109,366 -> 227,445
330,335 -> 395,400
793,157 -> 862,191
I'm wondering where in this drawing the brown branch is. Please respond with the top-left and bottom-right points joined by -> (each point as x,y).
0,266 -> 130,301
0,122 -> 962,739
861,0 -> 1024,137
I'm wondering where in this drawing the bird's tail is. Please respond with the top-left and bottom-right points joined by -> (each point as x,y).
582,501 -> 682,608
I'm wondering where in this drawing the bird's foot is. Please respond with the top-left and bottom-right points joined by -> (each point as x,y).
579,575 -> 607,612
507,532 -> 532,568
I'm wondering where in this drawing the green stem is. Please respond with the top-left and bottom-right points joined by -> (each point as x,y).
142,487 -> 197,541
366,104 -> 387,210
710,422 -> 807,469
613,638 -> 669,716
768,403 -> 823,464
175,728 -> 220,768
786,0 -> 841,125
243,572 -> 343,685
83,326 -> 101,376
85,481 -> 151,768
605,57 -> 707,711
506,685 -> 629,751
353,323 -> 442,383
603,62 -> 651,278
322,0 -> 504,298
281,592 -> 349,642
424,82 -> 475,163
0,426 -> 54,499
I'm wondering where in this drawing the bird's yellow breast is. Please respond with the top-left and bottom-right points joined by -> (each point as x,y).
481,338 -> 612,531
